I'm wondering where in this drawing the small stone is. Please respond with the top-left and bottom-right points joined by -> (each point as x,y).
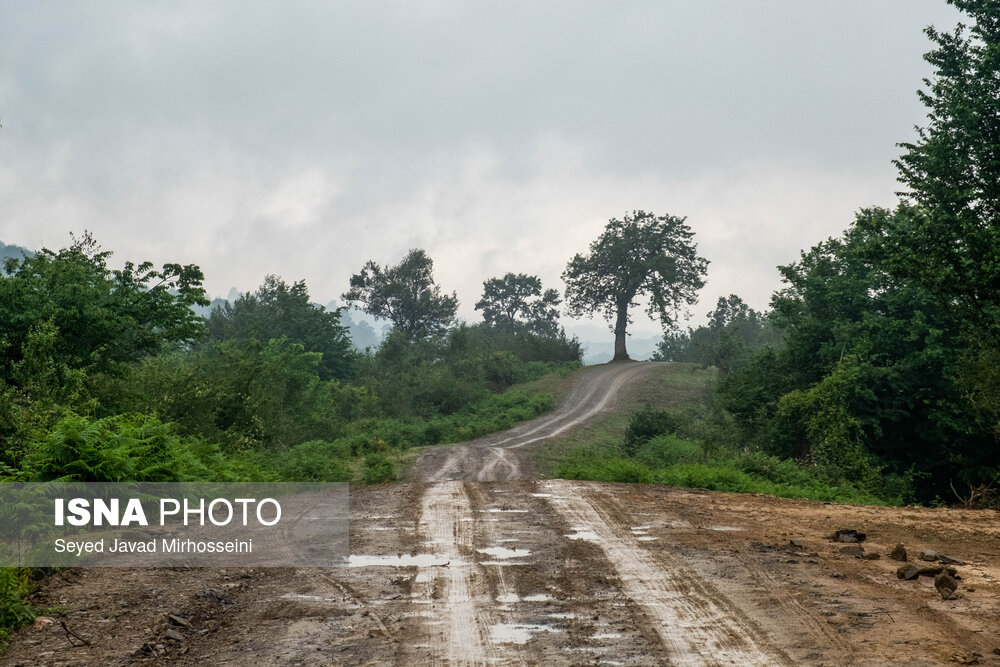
934,571 -> 959,599
789,539 -> 804,548
889,543 -> 907,561
897,564 -> 920,580
919,549 -> 939,562
939,555 -> 966,566
168,614 -> 191,628
917,565 -> 959,578
861,552 -> 881,560
165,628 -> 185,642
833,529 -> 865,543
967,587 -> 976,592
840,545 -> 865,556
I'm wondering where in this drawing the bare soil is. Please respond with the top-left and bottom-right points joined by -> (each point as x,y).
5,362 -> 1000,666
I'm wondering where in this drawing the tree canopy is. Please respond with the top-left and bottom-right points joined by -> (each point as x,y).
868,0 -> 1000,434
563,211 -> 708,361
342,249 -> 458,340
654,295 -> 778,375
475,273 -> 561,335
0,232 -> 207,378
206,275 -> 355,380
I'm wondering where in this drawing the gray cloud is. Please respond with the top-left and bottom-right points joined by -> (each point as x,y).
0,1 -> 960,335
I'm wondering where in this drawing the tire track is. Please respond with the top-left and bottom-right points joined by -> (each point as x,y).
420,362 -> 663,483
544,480 -> 793,666
406,481 -> 509,666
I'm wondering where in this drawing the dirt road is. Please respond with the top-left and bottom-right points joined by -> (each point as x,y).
411,362 -> 662,483
5,362 -> 1000,666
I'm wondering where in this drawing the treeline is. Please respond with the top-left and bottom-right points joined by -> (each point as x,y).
652,0 -> 1000,505
0,234 -> 580,489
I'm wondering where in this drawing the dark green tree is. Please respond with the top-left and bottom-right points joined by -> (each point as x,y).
877,0 -> 1000,433
563,211 -> 708,361
475,273 -> 561,335
342,249 -> 458,340
0,232 -> 207,378
206,275 -> 354,380
719,211 -> 990,500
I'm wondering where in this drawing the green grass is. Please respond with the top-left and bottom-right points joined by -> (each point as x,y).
543,362 -> 898,506
533,363 -> 712,476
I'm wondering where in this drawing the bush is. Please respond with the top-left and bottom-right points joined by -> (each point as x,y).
267,440 -> 353,482
0,567 -> 34,644
624,409 -> 682,455
23,413 -> 239,482
362,453 -> 396,484
637,435 -> 705,467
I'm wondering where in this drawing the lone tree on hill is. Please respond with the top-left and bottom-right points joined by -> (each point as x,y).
475,272 -> 561,335
342,248 -> 458,340
563,211 -> 708,361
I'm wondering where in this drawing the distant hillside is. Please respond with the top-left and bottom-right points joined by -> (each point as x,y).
579,336 -> 662,365
0,241 -> 34,264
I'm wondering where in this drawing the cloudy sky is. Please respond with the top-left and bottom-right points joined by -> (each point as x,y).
1,1 -> 960,338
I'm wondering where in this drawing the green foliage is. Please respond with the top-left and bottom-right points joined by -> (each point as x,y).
0,568 -> 34,644
0,232 -> 207,379
100,337 -> 377,452
22,413 -> 239,482
717,213 -> 992,501
206,275 -> 355,380
342,249 -> 458,340
475,273 -> 562,335
655,295 -> 782,375
636,434 -> 705,467
264,440 -> 353,482
362,452 -> 396,484
623,409 -> 682,456
556,439 -> 891,505
563,210 -> 709,360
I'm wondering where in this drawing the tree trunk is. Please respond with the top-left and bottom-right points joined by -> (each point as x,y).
613,304 -> 630,361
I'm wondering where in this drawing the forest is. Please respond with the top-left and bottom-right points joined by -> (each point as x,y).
3,0 -> 1000,645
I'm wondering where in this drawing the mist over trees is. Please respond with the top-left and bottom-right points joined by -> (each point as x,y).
653,295 -> 779,376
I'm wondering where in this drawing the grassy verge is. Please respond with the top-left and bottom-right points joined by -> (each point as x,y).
542,363 -> 899,506
533,363 -> 711,476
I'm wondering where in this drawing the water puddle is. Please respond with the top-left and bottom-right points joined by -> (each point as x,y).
637,536 -> 658,542
496,592 -> 554,603
479,560 -> 531,566
280,593 -> 337,603
486,508 -> 530,513
478,546 -> 531,560
530,492 -> 554,498
490,622 -> 561,644
349,554 -> 453,567
565,529 -> 601,542
592,632 -> 624,640
707,525 -> 743,532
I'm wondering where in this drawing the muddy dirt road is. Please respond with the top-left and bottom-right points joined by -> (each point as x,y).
5,362 -> 1000,666
411,362 -> 662,483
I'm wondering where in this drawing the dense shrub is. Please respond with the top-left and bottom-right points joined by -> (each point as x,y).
23,413 -> 239,482
623,409 -> 682,456
0,568 -> 34,644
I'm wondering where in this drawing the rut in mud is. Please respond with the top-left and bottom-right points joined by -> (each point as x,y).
5,362 -> 1000,666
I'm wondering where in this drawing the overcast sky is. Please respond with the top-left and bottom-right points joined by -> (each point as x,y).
0,1 -> 961,337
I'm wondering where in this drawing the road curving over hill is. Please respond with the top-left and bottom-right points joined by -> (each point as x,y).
411,361 -> 664,483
